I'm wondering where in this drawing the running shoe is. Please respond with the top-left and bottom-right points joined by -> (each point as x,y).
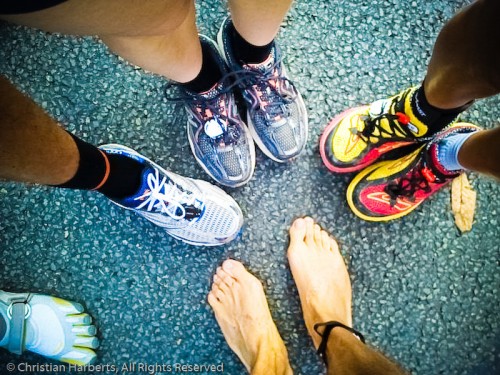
99,144 -> 244,246
217,17 -> 308,163
173,35 -> 255,188
346,123 -> 480,222
320,87 -> 458,173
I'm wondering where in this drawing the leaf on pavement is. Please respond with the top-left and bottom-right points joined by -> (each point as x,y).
451,173 -> 476,233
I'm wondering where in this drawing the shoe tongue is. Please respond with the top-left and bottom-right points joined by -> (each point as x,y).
246,48 -> 276,73
185,81 -> 224,101
426,142 -> 461,179
117,167 -> 171,209
200,82 -> 225,100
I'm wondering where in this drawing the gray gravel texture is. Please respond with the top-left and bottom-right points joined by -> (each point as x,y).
0,0 -> 499,374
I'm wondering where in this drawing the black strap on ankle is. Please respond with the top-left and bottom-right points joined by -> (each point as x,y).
314,321 -> 366,366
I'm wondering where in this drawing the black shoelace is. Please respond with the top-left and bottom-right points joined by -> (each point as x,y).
384,166 -> 437,206
359,112 -> 413,140
354,91 -> 429,143
165,77 -> 244,147
232,59 -> 297,122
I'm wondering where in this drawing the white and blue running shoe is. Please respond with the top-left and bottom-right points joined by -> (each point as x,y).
173,36 -> 255,188
217,17 -> 308,163
99,144 -> 243,246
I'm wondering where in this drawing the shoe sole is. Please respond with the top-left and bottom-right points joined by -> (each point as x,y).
189,34 -> 256,188
99,144 -> 244,246
216,25 -> 309,164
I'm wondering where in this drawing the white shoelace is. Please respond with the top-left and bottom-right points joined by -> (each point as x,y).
134,168 -> 196,221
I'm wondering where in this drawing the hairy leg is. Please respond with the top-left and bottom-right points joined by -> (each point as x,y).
287,218 -> 406,375
324,329 -> 406,375
0,75 -> 78,184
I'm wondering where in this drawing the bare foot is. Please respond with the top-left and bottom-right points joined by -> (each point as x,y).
208,259 -> 292,375
287,217 -> 352,349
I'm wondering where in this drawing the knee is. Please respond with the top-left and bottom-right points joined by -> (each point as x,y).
146,0 -> 194,36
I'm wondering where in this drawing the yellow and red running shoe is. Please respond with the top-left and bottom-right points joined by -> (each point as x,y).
320,87 -> 451,173
346,123 -> 480,222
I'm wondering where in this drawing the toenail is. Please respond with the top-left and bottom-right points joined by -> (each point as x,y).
294,218 -> 305,228
224,260 -> 234,269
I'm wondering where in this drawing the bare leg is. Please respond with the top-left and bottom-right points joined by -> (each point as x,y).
227,0 -> 293,46
0,75 -> 78,184
0,0 -> 204,185
0,0 -> 202,82
102,1 -> 201,82
423,0 -> 500,179
425,0 -> 500,109
208,260 -> 293,375
287,217 -> 405,375
458,127 -> 500,179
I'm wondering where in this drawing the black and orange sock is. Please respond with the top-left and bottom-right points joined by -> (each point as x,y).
56,132 -> 144,199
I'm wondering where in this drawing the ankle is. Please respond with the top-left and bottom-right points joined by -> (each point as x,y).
435,132 -> 475,172
251,334 -> 291,375
410,84 -> 470,134
229,21 -> 274,65
326,325 -> 360,348
179,39 -> 222,93
307,295 -> 352,338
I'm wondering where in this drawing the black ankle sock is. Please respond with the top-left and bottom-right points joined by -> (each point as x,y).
98,153 -> 145,199
56,132 -> 107,190
181,42 -> 223,93
229,22 -> 274,64
410,85 -> 470,134
56,132 -> 145,199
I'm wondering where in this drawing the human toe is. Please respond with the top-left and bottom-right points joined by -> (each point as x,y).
221,259 -> 246,279
313,224 -> 322,247
289,217 -> 307,244
321,230 -> 331,250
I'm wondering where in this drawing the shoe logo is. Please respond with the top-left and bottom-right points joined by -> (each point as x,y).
137,189 -> 151,201
407,122 -> 419,134
376,143 -> 397,154
204,117 -> 226,139
375,140 -> 414,156
386,149 -> 421,171
344,129 -> 361,156
366,192 -> 416,211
